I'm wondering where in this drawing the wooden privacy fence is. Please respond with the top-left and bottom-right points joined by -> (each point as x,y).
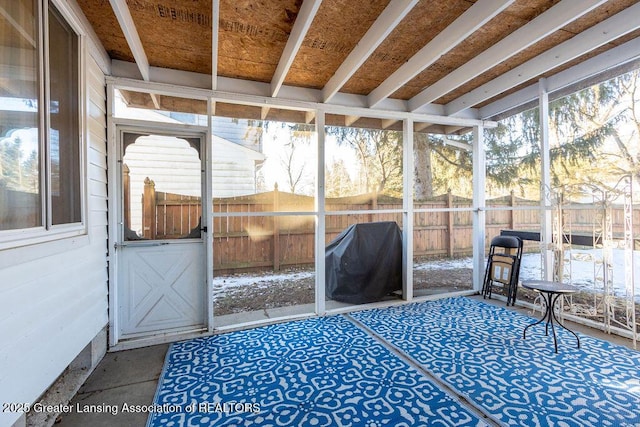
141,178 -> 202,239
140,183 -> 640,273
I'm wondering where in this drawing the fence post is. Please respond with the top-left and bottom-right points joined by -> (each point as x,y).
273,183 -> 280,271
369,190 -> 378,223
142,177 -> 156,239
510,190 -> 516,230
447,190 -> 454,257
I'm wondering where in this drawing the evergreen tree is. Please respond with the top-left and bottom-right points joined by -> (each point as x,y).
325,159 -> 355,197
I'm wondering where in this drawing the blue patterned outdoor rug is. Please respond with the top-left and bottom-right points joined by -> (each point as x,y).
147,314 -> 486,426
351,297 -> 640,427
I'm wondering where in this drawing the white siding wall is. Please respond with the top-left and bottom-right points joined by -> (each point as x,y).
0,56 -> 108,427
212,136 -> 265,197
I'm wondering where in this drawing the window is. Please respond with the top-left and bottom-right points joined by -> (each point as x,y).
0,0 -> 82,238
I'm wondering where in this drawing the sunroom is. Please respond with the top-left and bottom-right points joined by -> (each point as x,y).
1,0 -> 639,426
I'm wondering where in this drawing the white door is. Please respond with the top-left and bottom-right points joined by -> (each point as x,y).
115,128 -> 207,342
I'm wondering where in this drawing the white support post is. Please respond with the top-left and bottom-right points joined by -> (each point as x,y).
315,111 -> 326,315
403,119 -> 414,301
106,81 -> 119,348
206,98 -> 214,332
472,125 -> 486,291
539,78 -> 553,281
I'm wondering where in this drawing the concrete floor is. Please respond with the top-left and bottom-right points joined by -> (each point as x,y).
56,295 -> 637,427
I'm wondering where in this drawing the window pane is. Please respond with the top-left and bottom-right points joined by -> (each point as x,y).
123,134 -> 202,241
325,115 -> 403,204
49,5 -> 80,225
211,107 -> 317,326
0,0 -> 42,231
323,115 -> 405,309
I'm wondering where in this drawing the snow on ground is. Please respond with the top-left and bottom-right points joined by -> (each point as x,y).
213,270 -> 314,296
417,249 -> 639,299
213,249 -> 639,301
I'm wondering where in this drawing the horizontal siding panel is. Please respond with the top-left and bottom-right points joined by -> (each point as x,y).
87,55 -> 106,86
89,222 -> 108,237
88,79 -> 106,104
89,177 -> 108,198
1,278 -> 107,372
88,82 -> 106,108
89,101 -> 107,128
89,163 -> 108,184
89,145 -> 107,170
88,122 -> 107,151
89,209 -> 108,227
0,242 -> 107,295
2,286 -> 107,412
90,195 -> 108,212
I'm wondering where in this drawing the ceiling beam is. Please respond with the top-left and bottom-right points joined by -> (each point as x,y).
479,37 -> 640,120
107,68 -> 491,128
414,122 -> 431,132
109,0 -> 150,81
271,0 -> 323,97
150,94 -> 161,109
212,0 -> 219,90
381,119 -> 399,129
408,0 -> 607,112
345,115 -> 360,126
443,137 -> 472,151
446,2 -> 640,116
322,0 -> 419,103
368,0 -> 514,108
305,111 -> 315,124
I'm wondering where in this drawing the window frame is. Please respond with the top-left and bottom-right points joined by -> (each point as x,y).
0,0 -> 87,250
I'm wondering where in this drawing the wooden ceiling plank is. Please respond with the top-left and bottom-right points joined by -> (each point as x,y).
271,0 -> 323,97
409,0 -> 608,112
368,0 -> 515,108
212,0 -> 219,90
108,0 -> 150,81
447,2 -> 640,116
321,0 -> 419,103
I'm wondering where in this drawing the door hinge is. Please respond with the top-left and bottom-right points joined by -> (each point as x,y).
201,226 -> 208,233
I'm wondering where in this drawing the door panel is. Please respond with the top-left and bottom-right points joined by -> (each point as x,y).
116,129 -> 206,342
121,244 -> 205,335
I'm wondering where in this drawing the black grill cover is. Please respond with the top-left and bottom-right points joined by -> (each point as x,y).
325,221 -> 402,304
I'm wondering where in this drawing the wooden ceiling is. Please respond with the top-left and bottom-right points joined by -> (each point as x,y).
76,0 -> 640,124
